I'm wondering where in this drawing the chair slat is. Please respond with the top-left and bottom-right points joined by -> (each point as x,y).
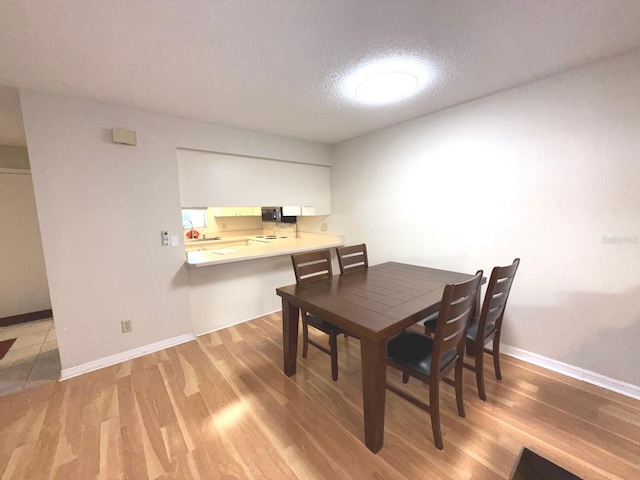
437,275 -> 482,354
292,250 -> 333,285
336,244 -> 368,274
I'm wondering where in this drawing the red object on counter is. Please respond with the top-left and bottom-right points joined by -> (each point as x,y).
186,230 -> 200,239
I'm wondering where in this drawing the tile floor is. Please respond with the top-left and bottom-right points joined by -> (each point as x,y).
0,317 -> 60,396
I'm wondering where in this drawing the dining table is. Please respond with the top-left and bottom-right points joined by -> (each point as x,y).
276,261 -> 482,453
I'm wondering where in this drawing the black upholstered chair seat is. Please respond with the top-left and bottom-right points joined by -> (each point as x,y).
304,313 -> 344,334
425,314 -> 496,342
466,315 -> 496,342
422,313 -> 438,333
387,331 -> 457,377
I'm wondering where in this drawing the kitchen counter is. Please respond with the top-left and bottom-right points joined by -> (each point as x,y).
186,232 -> 344,267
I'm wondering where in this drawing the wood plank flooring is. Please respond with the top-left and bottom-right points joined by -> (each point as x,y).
0,312 -> 638,479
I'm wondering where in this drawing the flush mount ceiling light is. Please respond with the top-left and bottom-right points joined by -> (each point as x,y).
356,71 -> 418,103
342,57 -> 434,106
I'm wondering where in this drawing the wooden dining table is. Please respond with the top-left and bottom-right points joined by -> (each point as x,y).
276,261 -> 481,453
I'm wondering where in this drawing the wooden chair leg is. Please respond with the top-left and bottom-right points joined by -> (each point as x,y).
402,371 -> 410,384
466,341 -> 477,357
475,341 -> 487,401
455,356 -> 466,416
302,317 -> 309,358
429,381 -> 444,450
493,335 -> 502,381
329,333 -> 338,381
429,379 -> 443,450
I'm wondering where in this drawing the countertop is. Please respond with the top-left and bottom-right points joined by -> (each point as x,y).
185,232 -> 344,267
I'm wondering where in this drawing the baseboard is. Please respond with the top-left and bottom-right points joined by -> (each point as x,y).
60,333 -> 196,381
0,309 -> 53,327
0,168 -> 31,175
501,344 -> 640,401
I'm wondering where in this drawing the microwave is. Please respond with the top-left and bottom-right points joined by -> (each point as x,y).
261,207 -> 297,223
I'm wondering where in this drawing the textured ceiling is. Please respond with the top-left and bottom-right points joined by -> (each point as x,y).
1,1 -> 640,145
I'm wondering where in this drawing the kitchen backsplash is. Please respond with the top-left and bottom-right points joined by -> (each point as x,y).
183,207 -> 298,240
182,208 -> 259,239
269,222 -> 297,235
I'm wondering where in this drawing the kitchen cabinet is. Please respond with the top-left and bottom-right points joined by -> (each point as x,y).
213,207 -> 260,217
282,206 -> 301,216
301,206 -> 317,216
177,150 -> 331,214
282,206 -> 317,216
212,207 -> 235,217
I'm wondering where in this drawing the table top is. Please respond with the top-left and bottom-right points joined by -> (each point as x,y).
276,262 -> 479,340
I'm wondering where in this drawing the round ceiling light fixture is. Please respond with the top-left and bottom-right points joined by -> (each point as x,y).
356,71 -> 419,104
342,57 -> 434,106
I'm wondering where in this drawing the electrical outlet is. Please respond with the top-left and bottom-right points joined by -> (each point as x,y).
121,320 -> 132,333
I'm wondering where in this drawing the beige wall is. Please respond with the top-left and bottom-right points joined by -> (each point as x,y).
0,145 -> 30,169
20,91 -> 332,371
331,51 -> 640,387
0,170 -> 51,317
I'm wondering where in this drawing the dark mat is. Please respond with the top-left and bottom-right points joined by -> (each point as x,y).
511,447 -> 582,480
0,338 -> 17,360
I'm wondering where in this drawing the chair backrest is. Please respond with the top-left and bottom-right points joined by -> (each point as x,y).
336,244 -> 368,273
291,249 -> 333,285
432,271 -> 483,372
478,258 -> 520,337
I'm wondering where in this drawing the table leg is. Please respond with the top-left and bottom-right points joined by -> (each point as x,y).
282,299 -> 300,376
360,337 -> 387,453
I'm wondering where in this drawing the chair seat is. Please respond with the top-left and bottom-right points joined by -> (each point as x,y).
426,314 -> 496,342
304,313 -> 344,334
466,316 -> 496,342
387,330 -> 457,377
422,312 -> 439,332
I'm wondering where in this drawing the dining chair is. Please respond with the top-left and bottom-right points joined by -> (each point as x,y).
386,271 -> 483,450
291,249 -> 346,381
424,258 -> 520,401
336,243 -> 368,273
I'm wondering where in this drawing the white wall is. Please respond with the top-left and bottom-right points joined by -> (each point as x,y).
20,91 -> 332,371
0,170 -> 51,317
331,51 -> 640,388
189,255 -> 294,335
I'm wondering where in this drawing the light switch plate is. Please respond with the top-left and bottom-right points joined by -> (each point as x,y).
170,235 -> 179,247
161,230 -> 170,246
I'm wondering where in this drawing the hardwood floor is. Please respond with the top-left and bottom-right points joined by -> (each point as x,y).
0,312 -> 638,479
